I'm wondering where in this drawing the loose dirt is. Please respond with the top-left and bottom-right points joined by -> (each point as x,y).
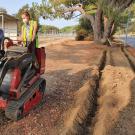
92,66 -> 134,135
0,40 -> 105,135
90,46 -> 135,135
1,40 -> 135,135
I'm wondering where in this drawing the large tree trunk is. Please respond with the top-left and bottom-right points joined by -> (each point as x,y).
93,8 -> 103,43
101,17 -> 114,44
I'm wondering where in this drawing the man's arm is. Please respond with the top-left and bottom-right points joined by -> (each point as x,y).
32,21 -> 38,42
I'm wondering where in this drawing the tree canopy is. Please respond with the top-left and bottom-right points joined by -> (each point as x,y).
39,25 -> 59,33
31,0 -> 135,43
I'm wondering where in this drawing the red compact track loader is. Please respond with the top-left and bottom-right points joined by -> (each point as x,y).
0,29 -> 46,120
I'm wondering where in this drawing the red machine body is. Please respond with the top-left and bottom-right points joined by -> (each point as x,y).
0,38 -> 46,120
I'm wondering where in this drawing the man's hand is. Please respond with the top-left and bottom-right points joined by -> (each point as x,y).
17,40 -> 22,44
17,40 -> 23,47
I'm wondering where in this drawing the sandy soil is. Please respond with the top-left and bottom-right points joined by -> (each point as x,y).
107,47 -> 135,135
90,46 -> 135,135
93,65 -> 134,135
1,40 -> 135,135
0,40 -> 105,135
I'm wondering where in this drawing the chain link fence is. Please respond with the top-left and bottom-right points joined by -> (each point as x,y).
39,32 -> 76,44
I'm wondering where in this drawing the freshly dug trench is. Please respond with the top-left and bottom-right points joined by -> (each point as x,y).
59,49 -> 106,135
60,66 -> 99,135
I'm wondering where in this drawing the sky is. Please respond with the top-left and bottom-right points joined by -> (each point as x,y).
0,0 -> 79,28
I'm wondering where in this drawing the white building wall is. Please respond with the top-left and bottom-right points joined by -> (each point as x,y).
0,20 -> 17,40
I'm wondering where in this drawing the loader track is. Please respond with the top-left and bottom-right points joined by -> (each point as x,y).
5,78 -> 45,120
0,78 -> 46,126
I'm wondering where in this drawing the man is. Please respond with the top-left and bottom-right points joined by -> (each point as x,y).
21,11 -> 39,68
21,11 -> 39,49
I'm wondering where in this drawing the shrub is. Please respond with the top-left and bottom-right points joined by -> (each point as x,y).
84,34 -> 94,41
75,28 -> 88,41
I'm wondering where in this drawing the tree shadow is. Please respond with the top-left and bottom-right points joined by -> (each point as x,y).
45,68 -> 92,95
40,68 -> 94,134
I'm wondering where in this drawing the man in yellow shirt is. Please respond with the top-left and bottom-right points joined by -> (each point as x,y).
21,11 -> 39,49
20,11 -> 39,68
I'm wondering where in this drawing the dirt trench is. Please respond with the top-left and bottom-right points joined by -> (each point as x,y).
0,41 -> 135,135
65,45 -> 135,135
86,46 -> 135,135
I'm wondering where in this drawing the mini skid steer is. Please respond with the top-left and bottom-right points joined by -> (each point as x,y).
0,29 -> 46,120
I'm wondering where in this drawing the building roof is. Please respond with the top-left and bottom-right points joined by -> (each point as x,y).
0,12 -> 18,21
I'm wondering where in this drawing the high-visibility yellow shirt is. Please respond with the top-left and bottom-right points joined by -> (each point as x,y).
22,20 -> 39,48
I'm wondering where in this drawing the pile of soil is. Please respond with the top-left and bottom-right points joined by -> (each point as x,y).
90,46 -> 135,135
92,65 -> 134,135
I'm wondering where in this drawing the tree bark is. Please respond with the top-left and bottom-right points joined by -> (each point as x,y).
84,7 -> 103,43
93,7 -> 103,43
110,23 -> 116,37
101,17 -> 114,44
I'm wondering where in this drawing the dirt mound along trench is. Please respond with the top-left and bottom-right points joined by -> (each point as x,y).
107,47 -> 135,135
91,46 -> 135,135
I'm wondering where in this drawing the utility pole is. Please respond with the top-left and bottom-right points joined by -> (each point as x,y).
125,9 -> 131,46
125,13 -> 129,46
